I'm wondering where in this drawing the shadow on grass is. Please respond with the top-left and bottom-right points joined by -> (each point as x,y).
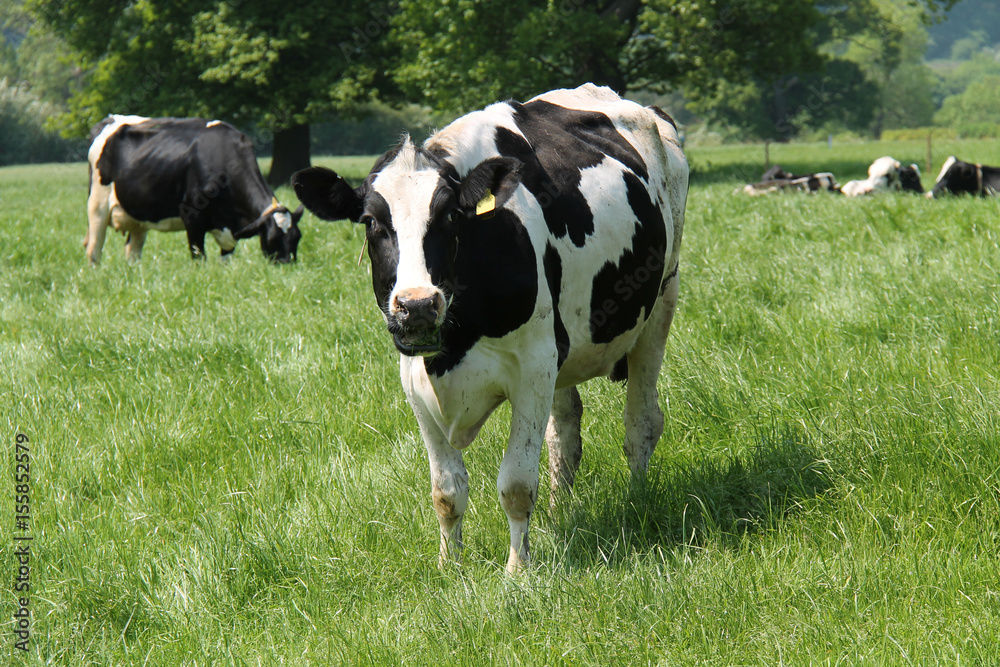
549,422 -> 834,568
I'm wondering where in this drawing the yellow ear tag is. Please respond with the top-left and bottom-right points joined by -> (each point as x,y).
475,190 -> 496,218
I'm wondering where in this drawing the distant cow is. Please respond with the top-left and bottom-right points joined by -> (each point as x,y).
928,156 -> 1000,198
86,115 -> 303,264
841,156 -> 923,196
740,165 -> 839,195
293,84 -> 688,571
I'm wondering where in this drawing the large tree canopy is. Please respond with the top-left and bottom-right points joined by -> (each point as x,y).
391,0 -> 827,113
31,0 -> 394,183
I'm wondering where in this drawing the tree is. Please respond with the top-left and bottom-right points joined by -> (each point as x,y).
693,58 -> 879,142
30,0 -> 394,184
391,0 -> 828,114
935,75 -> 1000,132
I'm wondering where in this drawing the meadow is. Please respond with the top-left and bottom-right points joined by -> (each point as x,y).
2,138 -> 999,665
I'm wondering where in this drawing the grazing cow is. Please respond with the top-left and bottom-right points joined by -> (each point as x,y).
840,156 -> 923,196
293,84 -> 688,571
86,115 -> 303,264
927,156 -> 1000,198
739,165 -> 839,195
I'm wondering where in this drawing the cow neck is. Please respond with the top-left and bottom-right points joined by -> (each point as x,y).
236,171 -> 279,229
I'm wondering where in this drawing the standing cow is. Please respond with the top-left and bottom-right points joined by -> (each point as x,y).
86,115 -> 303,264
293,84 -> 688,571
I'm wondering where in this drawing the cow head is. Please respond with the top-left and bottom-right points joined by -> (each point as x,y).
293,138 -> 522,356
899,164 -> 923,194
928,156 -> 979,198
235,203 -> 304,263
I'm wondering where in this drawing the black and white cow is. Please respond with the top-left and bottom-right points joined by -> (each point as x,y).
928,156 -> 1000,198
86,115 -> 303,264
739,165 -> 839,195
293,84 -> 688,571
841,156 -> 923,196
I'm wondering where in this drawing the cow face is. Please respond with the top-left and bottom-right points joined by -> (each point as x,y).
929,156 -> 978,198
235,205 -> 304,262
293,139 -> 521,356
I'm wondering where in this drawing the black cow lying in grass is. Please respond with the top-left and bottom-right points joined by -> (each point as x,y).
739,165 -> 840,196
928,156 -> 1000,198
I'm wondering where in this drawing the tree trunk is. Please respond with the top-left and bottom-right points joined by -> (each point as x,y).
268,123 -> 311,187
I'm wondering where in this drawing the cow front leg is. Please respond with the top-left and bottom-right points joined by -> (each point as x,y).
422,428 -> 469,566
623,266 -> 679,476
545,385 -> 583,504
186,227 -> 207,259
499,392 -> 552,572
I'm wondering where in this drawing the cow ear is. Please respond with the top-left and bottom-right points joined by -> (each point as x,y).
292,167 -> 363,222
458,157 -> 523,214
233,217 -> 266,239
290,204 -> 304,225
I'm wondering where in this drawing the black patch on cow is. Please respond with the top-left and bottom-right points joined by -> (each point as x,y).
494,100 -> 648,248
543,243 -> 570,368
899,165 -> 923,194
363,191 -> 399,311
589,171 -> 667,344
647,105 -> 677,131
425,208 -> 537,376
608,356 -> 629,383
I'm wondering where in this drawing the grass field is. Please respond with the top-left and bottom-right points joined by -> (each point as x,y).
2,138 -> 1000,665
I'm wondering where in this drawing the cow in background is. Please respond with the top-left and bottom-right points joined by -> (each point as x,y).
739,165 -> 840,195
927,156 -> 1000,198
86,115 -> 303,264
841,156 -> 923,196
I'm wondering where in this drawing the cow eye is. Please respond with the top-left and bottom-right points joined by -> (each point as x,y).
361,214 -> 381,234
446,209 -> 461,225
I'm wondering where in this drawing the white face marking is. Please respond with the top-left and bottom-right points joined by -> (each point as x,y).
206,120 -> 223,128
372,155 -> 445,314
273,210 -> 292,233
211,227 -> 236,251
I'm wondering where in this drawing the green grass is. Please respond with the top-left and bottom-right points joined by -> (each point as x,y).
2,141 -> 1000,665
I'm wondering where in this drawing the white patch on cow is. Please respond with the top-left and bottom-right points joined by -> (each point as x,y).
210,227 -> 236,251
425,102 -> 526,176
273,209 -> 292,232
88,115 -> 150,169
842,156 -> 901,197
206,120 -> 223,128
868,156 -> 900,184
934,155 -> 957,186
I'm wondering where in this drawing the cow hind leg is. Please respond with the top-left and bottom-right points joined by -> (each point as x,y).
622,266 -> 679,477
545,385 -> 583,503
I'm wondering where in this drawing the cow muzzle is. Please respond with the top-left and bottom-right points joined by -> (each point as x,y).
389,287 -> 447,356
